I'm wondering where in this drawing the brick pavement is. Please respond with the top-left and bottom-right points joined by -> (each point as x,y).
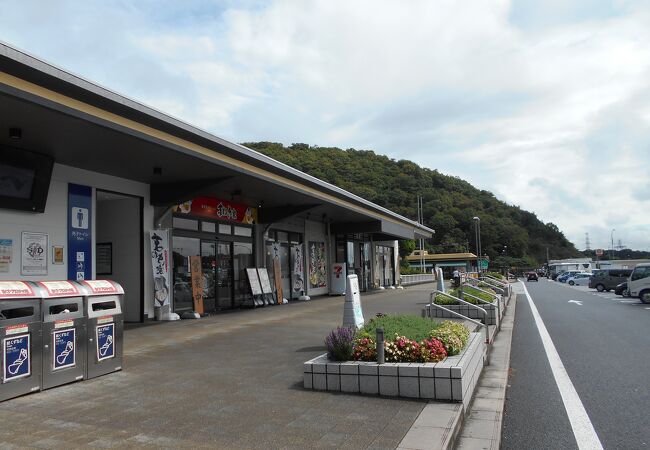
0,285 -> 440,449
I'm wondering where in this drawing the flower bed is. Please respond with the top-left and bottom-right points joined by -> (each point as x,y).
304,331 -> 485,406
304,316 -> 485,405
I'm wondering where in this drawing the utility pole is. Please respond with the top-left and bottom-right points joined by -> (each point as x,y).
610,229 -> 615,259
585,232 -> 591,251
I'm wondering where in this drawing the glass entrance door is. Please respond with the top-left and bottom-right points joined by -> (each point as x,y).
216,242 -> 233,309
201,241 -> 217,313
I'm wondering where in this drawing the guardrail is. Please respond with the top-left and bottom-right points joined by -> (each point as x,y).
429,290 -> 489,341
400,274 -> 436,286
464,277 -> 506,296
459,286 -> 501,332
482,275 -> 513,298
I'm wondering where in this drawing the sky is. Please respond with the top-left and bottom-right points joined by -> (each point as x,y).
1,0 -> 649,251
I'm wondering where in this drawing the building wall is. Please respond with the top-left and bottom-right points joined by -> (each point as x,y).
0,163 -> 155,318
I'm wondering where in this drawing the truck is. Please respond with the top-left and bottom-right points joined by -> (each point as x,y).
628,263 -> 650,304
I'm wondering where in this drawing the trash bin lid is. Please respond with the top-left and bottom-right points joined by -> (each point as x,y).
38,281 -> 82,298
80,280 -> 124,296
0,281 -> 39,299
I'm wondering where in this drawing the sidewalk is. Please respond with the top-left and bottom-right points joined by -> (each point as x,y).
0,286 -> 436,449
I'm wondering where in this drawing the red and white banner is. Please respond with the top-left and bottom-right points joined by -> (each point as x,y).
0,281 -> 34,298
39,281 -> 79,297
172,197 -> 257,224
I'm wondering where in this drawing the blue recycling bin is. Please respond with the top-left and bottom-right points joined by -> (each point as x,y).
0,281 -> 42,402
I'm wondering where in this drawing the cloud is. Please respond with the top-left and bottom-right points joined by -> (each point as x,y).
1,0 -> 649,250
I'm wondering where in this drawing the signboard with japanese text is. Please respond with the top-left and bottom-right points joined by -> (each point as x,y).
172,197 -> 257,224
292,244 -> 304,294
68,184 -> 92,281
189,255 -> 204,314
21,232 -> 47,276
38,281 -> 79,297
53,329 -> 75,371
149,230 -> 171,307
3,334 -> 30,382
308,242 -> 327,288
246,268 -> 263,296
96,323 -> 115,362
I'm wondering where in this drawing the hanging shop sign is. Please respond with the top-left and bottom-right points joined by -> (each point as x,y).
189,255 -> 204,314
292,244 -> 304,294
172,197 -> 257,224
21,231 -> 48,276
149,230 -> 171,307
308,242 -> 327,288
68,183 -> 92,281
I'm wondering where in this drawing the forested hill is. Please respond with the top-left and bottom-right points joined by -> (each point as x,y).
244,142 -> 580,267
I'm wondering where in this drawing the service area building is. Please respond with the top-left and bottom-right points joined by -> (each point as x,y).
0,43 -> 433,322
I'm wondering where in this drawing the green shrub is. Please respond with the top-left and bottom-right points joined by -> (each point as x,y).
461,285 -> 496,303
486,271 -> 505,280
361,314 -> 441,342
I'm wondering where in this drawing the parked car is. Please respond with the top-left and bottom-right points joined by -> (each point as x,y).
614,282 -> 629,297
628,263 -> 650,304
567,273 -> 591,286
557,271 -> 580,283
527,272 -> 538,281
551,272 -> 563,281
588,268 -> 632,292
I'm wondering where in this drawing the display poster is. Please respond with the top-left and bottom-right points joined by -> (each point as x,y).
257,268 -> 273,294
189,255 -> 204,314
68,183 -> 92,281
96,243 -> 112,275
21,232 -> 48,276
149,230 -> 171,307
3,334 -> 31,382
246,268 -> 263,296
292,244 -> 304,293
172,197 -> 258,224
52,245 -> 64,265
53,328 -> 76,371
308,241 -> 327,288
96,323 -> 115,362
0,239 -> 12,273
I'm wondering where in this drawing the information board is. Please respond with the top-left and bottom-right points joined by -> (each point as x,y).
257,268 -> 273,294
246,268 -> 263,296
3,334 -> 30,382
53,329 -> 75,370
96,323 -> 115,362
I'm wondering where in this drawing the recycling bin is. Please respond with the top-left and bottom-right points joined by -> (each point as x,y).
38,281 -> 86,390
80,280 -> 124,379
0,281 -> 42,402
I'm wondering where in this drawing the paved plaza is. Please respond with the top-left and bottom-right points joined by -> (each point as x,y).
0,286 -> 442,449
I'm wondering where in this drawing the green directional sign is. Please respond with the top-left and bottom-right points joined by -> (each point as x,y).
479,259 -> 489,269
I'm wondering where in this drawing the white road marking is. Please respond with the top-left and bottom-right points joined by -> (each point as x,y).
619,300 -> 637,304
521,283 -> 604,450
568,300 -> 583,306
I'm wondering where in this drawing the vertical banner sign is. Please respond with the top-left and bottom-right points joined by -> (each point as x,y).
53,329 -> 75,371
96,323 -> 115,361
68,184 -> 92,281
292,244 -> 304,294
308,242 -> 327,288
189,255 -> 204,314
3,334 -> 31,382
149,230 -> 171,307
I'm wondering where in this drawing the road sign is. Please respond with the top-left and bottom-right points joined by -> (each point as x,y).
595,249 -> 604,256
479,259 -> 489,270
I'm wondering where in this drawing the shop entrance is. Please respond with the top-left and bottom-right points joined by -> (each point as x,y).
96,189 -> 144,322
200,241 -> 232,311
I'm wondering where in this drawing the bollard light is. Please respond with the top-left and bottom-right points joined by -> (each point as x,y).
376,327 -> 385,364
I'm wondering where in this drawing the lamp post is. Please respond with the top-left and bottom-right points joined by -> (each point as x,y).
473,217 -> 481,272
610,229 -> 615,259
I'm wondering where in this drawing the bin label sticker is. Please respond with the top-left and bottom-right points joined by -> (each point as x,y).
83,280 -> 117,294
97,316 -> 114,325
3,334 -> 30,383
39,281 -> 79,297
54,320 -> 74,329
0,281 -> 34,297
5,324 -> 29,335
53,329 -> 76,371
96,323 -> 115,361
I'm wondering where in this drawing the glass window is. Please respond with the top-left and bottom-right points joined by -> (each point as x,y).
233,242 -> 253,307
233,226 -> 252,237
336,240 -> 345,263
201,222 -> 216,233
631,267 -> 650,281
173,217 -> 198,231
277,231 -> 289,243
172,236 -> 200,311
219,224 -> 232,234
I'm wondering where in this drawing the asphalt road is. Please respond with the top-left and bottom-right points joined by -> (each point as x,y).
502,278 -> 650,450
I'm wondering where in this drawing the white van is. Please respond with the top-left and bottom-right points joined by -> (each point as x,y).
628,263 -> 650,304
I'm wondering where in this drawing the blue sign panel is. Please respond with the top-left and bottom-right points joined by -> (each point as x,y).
68,183 -> 92,281
96,324 -> 114,361
53,329 -> 76,371
3,334 -> 31,382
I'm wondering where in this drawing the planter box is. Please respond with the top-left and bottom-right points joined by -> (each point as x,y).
424,300 -> 500,325
303,332 -> 485,408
